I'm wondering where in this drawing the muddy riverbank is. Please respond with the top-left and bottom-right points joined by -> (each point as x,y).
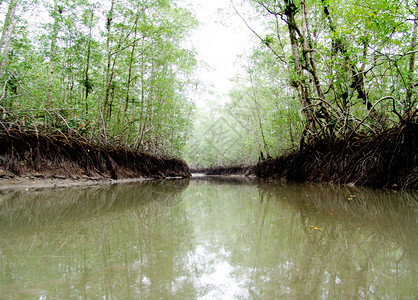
0,127 -> 191,189
256,122 -> 417,190
197,122 -> 417,190
1,122 -> 417,190
191,165 -> 256,176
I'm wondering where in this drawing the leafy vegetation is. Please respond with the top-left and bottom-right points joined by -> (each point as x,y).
0,0 -> 197,157
1,0 -> 416,172
185,0 -> 417,168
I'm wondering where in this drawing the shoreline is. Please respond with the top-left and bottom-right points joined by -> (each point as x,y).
0,173 -> 258,191
193,122 -> 417,190
0,127 -> 192,191
1,122 -> 416,191
0,174 -> 152,191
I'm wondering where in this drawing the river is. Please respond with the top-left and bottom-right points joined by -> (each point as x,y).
0,177 -> 416,299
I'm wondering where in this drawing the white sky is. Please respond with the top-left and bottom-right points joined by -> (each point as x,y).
181,0 -> 260,106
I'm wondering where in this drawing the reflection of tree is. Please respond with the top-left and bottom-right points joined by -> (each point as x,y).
188,181 -> 416,299
0,179 -> 190,234
0,180 -> 415,298
0,180 -> 196,299
132,199 -> 197,298
248,189 -> 270,290
253,183 -> 417,299
294,209 -> 328,299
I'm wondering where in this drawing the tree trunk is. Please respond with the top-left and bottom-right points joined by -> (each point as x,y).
301,0 -> 334,137
0,0 -> 18,75
46,0 -> 61,109
102,0 -> 115,133
137,35 -> 146,149
146,59 -> 156,150
123,12 -> 140,128
301,1 -> 325,102
405,5 -> 418,115
83,8 -> 95,113
249,70 -> 270,157
284,0 -> 314,147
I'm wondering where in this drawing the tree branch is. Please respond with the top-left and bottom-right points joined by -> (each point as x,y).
231,0 -> 287,65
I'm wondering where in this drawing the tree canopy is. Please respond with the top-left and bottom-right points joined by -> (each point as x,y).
0,0 -> 198,156
186,0 -> 417,168
1,0 -> 416,166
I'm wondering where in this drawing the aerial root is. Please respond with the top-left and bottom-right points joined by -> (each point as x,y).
0,126 -> 191,179
256,122 -> 418,190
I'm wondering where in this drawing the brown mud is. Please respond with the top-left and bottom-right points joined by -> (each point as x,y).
191,165 -> 256,176
257,122 -> 417,189
197,122 -> 418,190
1,122 -> 417,191
0,127 -> 191,189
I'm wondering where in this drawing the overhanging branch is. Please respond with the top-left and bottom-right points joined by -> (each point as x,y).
231,0 -> 287,65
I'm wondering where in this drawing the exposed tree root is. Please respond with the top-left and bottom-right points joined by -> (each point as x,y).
193,165 -> 256,176
256,122 -> 418,190
193,122 -> 417,190
0,127 -> 191,180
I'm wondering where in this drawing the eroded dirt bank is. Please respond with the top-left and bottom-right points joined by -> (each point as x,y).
256,122 -> 417,189
0,127 -> 191,189
1,122 -> 417,191
197,122 -> 417,190
191,165 -> 256,176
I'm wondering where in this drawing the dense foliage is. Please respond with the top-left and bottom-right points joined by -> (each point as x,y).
0,0 -> 197,156
1,0 -> 416,167
186,0 -> 417,167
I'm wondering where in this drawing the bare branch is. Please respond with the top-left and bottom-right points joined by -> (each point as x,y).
231,0 -> 287,65
348,96 -> 401,140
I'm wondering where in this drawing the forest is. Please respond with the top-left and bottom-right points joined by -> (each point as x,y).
186,0 -> 417,168
0,0 -> 417,187
0,0 -> 197,156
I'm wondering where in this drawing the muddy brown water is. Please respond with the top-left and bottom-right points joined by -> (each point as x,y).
0,176 -> 416,299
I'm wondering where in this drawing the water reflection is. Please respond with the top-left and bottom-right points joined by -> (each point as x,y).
254,183 -> 418,299
0,179 -> 190,234
0,179 -> 416,299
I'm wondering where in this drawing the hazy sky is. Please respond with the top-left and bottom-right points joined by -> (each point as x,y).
182,0 -> 259,106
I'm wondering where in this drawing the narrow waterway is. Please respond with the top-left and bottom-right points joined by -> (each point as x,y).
0,177 -> 416,299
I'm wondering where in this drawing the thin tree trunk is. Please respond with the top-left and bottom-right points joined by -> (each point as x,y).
146,59 -> 156,149
123,44 -> 135,117
119,32 -> 136,142
406,5 -> 418,113
123,13 -> 140,125
62,38 -> 74,107
84,8 -> 94,113
137,35 -> 146,149
249,70 -> 270,157
0,0 -> 18,76
102,0 -> 115,133
107,57 -> 117,121
46,0 -> 61,109
84,39 -> 91,102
